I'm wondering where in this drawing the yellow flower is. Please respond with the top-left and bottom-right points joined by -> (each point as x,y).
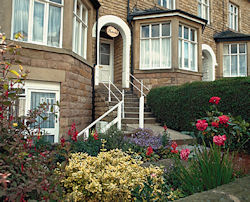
13,123 -> 18,127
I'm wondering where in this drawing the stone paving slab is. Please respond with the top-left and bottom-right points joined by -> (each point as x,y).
177,175 -> 250,202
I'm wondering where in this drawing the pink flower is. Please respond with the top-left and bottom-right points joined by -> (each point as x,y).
211,121 -> 219,128
218,115 -> 230,125
213,135 -> 227,146
209,97 -> 221,105
180,149 -> 190,161
146,146 -> 153,156
196,120 -> 208,131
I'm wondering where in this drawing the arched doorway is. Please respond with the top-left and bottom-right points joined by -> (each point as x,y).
202,44 -> 217,81
93,15 -> 131,88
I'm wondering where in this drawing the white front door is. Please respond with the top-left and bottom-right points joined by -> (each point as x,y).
25,81 -> 60,143
99,41 -> 114,83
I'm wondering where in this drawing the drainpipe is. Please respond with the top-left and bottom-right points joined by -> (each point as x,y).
127,0 -> 134,92
92,7 -> 99,122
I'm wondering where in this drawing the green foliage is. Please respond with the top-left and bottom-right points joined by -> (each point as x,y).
173,142 -> 234,195
147,77 -> 250,132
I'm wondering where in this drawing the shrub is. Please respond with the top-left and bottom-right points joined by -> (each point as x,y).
147,77 -> 250,132
57,149 -> 163,201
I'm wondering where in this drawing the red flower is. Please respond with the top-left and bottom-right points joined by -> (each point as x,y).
163,125 -> 167,131
213,135 -> 227,146
209,97 -> 221,105
60,137 -> 66,147
180,149 -> 190,161
93,131 -> 98,140
68,123 -> 78,142
146,146 -> 153,156
171,149 -> 179,154
218,115 -> 230,125
21,164 -> 24,172
4,91 -> 8,97
196,120 -> 208,131
171,141 -> 178,153
211,121 -> 219,128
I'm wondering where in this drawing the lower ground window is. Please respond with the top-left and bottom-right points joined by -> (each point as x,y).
223,44 -> 247,77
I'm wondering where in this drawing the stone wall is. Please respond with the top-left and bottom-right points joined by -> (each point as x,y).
114,34 -> 123,84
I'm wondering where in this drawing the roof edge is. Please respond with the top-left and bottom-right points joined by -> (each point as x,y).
90,0 -> 101,9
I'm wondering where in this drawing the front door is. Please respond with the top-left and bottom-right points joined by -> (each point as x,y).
99,41 -> 114,83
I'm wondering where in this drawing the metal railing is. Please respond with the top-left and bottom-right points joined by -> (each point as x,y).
128,74 -> 150,129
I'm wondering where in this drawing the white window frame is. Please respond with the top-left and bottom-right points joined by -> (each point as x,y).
140,23 -> 172,70
178,24 -> 198,72
72,0 -> 88,59
228,3 -> 238,31
223,43 -> 247,77
198,0 -> 210,23
11,0 -> 64,48
158,0 -> 176,9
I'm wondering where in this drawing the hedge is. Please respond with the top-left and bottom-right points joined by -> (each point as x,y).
147,77 -> 250,132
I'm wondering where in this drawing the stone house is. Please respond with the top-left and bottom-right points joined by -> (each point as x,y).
0,0 -> 249,142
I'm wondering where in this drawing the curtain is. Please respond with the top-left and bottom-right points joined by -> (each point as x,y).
140,40 -> 150,68
162,38 -> 171,67
184,42 -> 189,68
152,39 -> 160,67
31,92 -> 55,129
47,5 -> 61,47
223,56 -> 230,76
190,43 -> 196,70
178,40 -> 182,67
74,20 -> 80,53
239,55 -> 246,76
231,55 -> 237,76
33,2 -> 44,42
13,0 -> 30,41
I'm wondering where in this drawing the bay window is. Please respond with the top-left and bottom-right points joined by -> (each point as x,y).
158,0 -> 175,9
229,3 -> 238,31
12,0 -> 63,47
140,23 -> 171,69
73,0 -> 88,58
198,0 -> 210,23
223,44 -> 247,77
178,25 -> 197,71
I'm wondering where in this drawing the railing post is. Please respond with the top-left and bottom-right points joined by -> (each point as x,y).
117,102 -> 122,130
84,130 -> 89,140
139,96 -> 144,129
122,89 -> 125,118
108,79 -> 111,102
141,80 -> 143,97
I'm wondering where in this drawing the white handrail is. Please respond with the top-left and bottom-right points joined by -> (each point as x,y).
102,83 -> 120,102
78,101 -> 123,139
130,73 -> 150,92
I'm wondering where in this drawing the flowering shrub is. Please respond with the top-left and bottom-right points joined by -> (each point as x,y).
180,149 -> 190,161
213,135 -> 227,146
57,149 -> 163,201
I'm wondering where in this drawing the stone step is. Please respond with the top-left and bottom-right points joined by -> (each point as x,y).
124,106 -> 151,112
122,117 -> 156,124
125,112 -> 154,118
109,101 -> 140,107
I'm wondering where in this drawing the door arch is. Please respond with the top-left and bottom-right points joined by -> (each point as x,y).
202,44 -> 217,81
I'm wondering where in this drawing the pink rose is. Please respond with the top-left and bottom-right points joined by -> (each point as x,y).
180,148 -> 190,161
213,135 -> 227,146
196,120 -> 208,131
218,115 -> 230,125
209,97 -> 221,105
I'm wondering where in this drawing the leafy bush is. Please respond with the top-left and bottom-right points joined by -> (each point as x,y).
147,77 -> 250,132
57,149 -> 163,201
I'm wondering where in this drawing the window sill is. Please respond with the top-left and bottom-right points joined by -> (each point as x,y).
139,67 -> 172,70
179,67 -> 198,72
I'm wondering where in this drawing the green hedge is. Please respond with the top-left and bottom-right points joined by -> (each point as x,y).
147,77 -> 250,131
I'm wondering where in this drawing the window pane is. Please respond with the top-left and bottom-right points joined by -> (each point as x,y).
100,54 -> 110,65
184,42 -> 189,67
184,27 -> 189,39
198,3 -> 201,17
231,44 -> 237,54
152,39 -> 160,67
223,45 -> 229,54
190,43 -> 196,70
169,0 -> 173,9
141,25 -> 149,38
230,13 -> 233,28
163,0 -> 167,8
80,27 -> 85,57
234,15 -> 238,30
33,2 -> 44,42
231,55 -> 238,76
13,0 -> 30,41
178,40 -> 182,67
77,1 -> 81,17
239,44 -> 246,53
82,8 -> 87,22
141,40 -> 150,68
179,25 -> 182,37
152,24 -> 159,37
190,29 -> 195,41
239,55 -> 246,76
47,5 -> 61,47
223,55 -> 230,76
74,20 -> 80,53
50,0 -> 62,4
100,43 -> 110,54
162,38 -> 171,67
162,23 -> 170,36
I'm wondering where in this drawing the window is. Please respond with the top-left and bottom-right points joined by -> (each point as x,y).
228,3 -> 238,31
178,25 -> 197,71
198,0 -> 210,23
12,0 -> 63,47
158,0 -> 175,9
140,23 -> 171,69
223,44 -> 247,77
73,0 -> 88,58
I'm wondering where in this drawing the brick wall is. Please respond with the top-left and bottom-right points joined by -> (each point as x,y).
114,34 -> 123,84
16,48 -> 93,137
